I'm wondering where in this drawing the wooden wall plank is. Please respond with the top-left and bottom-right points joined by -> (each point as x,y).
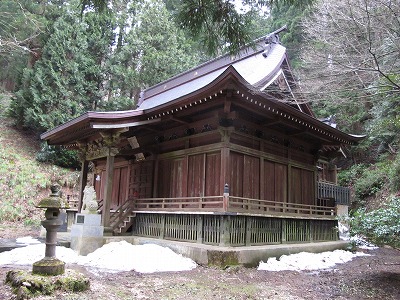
205,152 -> 221,196
243,156 -> 260,199
230,152 -> 244,197
188,154 -> 205,197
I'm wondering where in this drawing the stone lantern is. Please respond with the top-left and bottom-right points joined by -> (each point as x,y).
32,184 -> 70,276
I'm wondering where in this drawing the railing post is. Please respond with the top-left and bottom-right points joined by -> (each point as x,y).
223,183 -> 229,212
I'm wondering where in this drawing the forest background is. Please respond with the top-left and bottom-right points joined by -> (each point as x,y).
0,0 -> 399,249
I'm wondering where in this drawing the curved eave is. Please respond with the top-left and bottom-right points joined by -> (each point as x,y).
143,66 -> 365,146
143,65 -> 252,115
138,43 -> 288,111
41,109 -> 144,145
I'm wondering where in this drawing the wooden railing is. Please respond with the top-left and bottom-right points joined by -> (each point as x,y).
133,195 -> 335,217
228,196 -> 335,216
317,182 -> 350,205
134,196 -> 225,211
66,196 -> 79,210
109,199 -> 136,231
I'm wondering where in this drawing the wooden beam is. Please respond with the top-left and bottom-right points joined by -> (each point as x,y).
287,129 -> 307,136
168,116 -> 189,124
224,100 -> 232,113
218,111 -> 238,120
102,148 -> 117,230
78,160 -> 89,213
262,117 -> 281,127
90,119 -> 160,129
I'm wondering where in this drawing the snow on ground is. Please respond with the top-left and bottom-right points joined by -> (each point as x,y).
0,243 -> 80,266
0,238 -> 196,274
77,241 -> 197,273
350,235 -> 379,250
258,250 -> 370,272
15,236 -> 41,245
1,236 -> 373,274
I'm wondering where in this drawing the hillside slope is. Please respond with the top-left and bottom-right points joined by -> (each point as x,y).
0,92 -> 78,226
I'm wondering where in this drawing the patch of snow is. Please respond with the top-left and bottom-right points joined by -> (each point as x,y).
1,238 -> 373,274
15,236 -> 41,245
0,241 -> 196,274
77,241 -> 197,273
350,235 -> 379,250
0,244 -> 79,266
338,222 -> 350,240
258,250 -> 370,272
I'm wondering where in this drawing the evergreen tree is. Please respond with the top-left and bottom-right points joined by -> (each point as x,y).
10,0 -> 203,130
10,3 -> 113,131
0,0 -> 47,90
265,3 -> 312,67
104,0 -> 202,109
81,0 -> 314,55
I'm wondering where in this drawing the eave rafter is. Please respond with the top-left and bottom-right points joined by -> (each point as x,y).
146,90 -> 225,121
233,88 -> 360,146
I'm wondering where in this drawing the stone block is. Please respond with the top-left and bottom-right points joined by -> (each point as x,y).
71,224 -> 104,237
74,213 -> 101,226
70,236 -> 104,256
70,214 -> 104,256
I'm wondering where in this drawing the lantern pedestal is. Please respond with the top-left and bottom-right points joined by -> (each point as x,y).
32,185 -> 69,276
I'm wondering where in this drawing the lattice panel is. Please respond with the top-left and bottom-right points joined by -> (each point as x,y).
312,220 -> 338,241
229,216 -> 246,246
133,214 -> 163,237
164,214 -> 197,242
249,217 -> 282,245
285,219 -> 310,242
203,215 -> 221,245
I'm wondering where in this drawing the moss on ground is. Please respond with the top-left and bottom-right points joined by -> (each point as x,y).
5,269 -> 90,299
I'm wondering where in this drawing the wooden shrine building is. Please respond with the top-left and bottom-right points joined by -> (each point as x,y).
41,29 -> 364,247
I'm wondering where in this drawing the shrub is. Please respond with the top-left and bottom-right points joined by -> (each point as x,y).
338,163 -> 368,186
36,143 -> 80,169
389,153 -> 400,193
350,196 -> 400,248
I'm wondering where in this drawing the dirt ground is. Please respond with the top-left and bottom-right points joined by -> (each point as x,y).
0,226 -> 399,300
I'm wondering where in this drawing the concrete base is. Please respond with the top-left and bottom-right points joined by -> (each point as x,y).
70,214 -> 104,256
103,236 -> 350,267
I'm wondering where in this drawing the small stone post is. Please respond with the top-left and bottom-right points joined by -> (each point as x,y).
223,183 -> 229,211
32,184 -> 69,276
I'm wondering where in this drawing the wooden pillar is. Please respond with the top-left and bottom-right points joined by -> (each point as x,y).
152,155 -> 159,198
102,148 -> 117,229
219,215 -> 230,246
281,219 -> 286,243
220,127 -> 232,210
78,160 -> 89,213
160,214 -> 166,239
196,215 -> 203,243
220,147 -> 229,197
182,155 -> 188,197
287,163 -> 292,211
245,217 -> 252,246
314,166 -> 319,206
